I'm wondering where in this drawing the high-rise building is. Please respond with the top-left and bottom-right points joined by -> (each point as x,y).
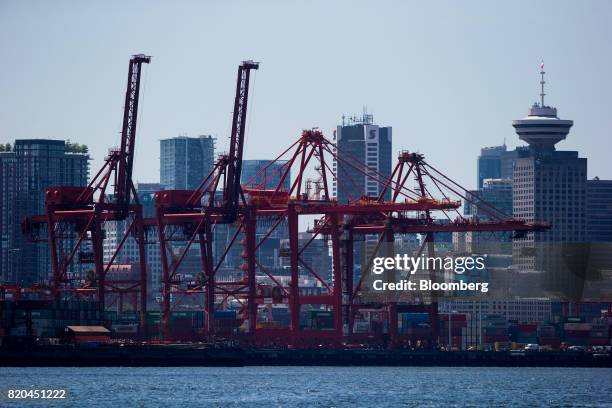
584,178 -> 612,300
212,159 -> 294,277
0,140 -> 89,284
465,178 -> 513,219
586,178 -> 612,243
135,182 -> 163,218
440,299 -> 552,326
0,149 -> 17,283
157,135 -> 215,300
460,178 -> 514,254
475,144 -> 525,190
160,135 -> 215,190
241,160 -> 290,191
511,66 -> 587,298
281,232 -> 331,284
462,143 -> 517,256
332,112 -> 392,283
500,147 -> 524,183
238,160 -> 290,269
477,146 -> 505,189
102,182 -> 164,306
136,182 -> 163,304
332,112 -> 392,203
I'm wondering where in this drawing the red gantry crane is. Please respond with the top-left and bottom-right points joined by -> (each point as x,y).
23,54 -> 151,329
154,60 -> 259,340
20,56 -> 558,347
218,129 -> 550,348
153,105 -> 550,347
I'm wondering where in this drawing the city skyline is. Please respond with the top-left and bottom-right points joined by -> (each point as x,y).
1,1 -> 611,192
2,3 -> 612,399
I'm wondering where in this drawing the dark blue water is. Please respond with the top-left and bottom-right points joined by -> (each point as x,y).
0,367 -> 610,407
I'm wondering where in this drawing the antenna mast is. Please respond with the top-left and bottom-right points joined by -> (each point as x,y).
539,60 -> 546,107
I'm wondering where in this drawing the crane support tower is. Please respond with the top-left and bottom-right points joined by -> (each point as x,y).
22,54 -> 151,332
154,61 -> 258,340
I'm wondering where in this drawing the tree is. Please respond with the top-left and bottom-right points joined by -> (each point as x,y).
64,140 -> 88,154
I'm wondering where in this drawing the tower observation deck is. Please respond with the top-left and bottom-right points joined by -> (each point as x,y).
512,62 -> 573,150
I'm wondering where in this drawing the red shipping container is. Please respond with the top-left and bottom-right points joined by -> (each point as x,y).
439,327 -> 463,336
406,328 -> 433,337
589,338 -> 610,346
439,314 -> 467,322
537,326 -> 556,336
441,322 -> 467,329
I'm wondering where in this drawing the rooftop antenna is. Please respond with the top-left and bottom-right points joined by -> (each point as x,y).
539,60 -> 546,107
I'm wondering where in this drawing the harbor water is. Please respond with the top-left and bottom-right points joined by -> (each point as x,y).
1,366 -> 611,407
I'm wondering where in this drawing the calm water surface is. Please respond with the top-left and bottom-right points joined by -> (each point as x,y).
0,366 -> 611,407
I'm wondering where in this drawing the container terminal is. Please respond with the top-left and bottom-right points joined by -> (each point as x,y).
2,55 -> 611,365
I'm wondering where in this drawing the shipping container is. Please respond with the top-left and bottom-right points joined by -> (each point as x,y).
310,310 -> 333,318
111,324 -> 139,334
484,327 -> 507,336
539,336 -> 561,346
400,313 -> 430,322
31,310 -> 54,319
214,310 -> 237,319
565,337 -> 588,346
517,323 -> 538,332
564,330 -> 590,337
439,314 -> 467,322
564,323 -> 592,331
588,337 -> 610,346
403,328 -> 433,339
516,337 -> 538,344
484,335 -> 509,342
537,325 -> 556,336
590,330 -> 609,338
353,321 -> 370,334
440,321 -> 467,329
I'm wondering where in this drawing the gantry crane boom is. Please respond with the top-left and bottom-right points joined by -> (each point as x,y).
116,54 -> 151,215
223,60 -> 259,221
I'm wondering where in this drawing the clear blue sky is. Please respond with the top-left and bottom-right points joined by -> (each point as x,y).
1,0 -> 611,190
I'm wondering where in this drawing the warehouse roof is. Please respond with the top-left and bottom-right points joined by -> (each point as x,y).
65,326 -> 111,334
